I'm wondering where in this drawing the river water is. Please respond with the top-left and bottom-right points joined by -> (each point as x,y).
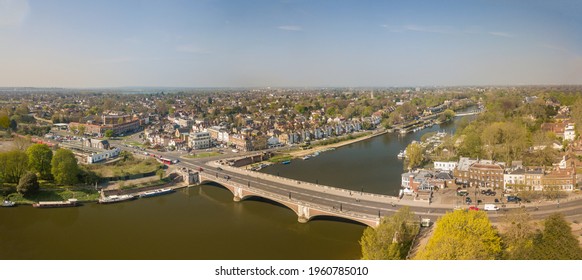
0,110 -> 473,260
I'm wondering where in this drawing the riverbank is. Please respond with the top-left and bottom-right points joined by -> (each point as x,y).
289,129 -> 388,158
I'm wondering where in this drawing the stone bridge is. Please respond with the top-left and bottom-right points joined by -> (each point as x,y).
198,171 -> 381,228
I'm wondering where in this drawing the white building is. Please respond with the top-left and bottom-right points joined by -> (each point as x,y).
190,131 -> 211,150
565,123 -> 576,141
503,168 -> 525,192
267,136 -> 280,147
87,148 -> 121,164
433,161 -> 458,172
218,130 -> 230,143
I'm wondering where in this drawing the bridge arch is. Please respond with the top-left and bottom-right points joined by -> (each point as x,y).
196,175 -> 379,228
307,215 -> 371,227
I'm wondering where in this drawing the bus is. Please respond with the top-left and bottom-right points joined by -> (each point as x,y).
159,157 -> 173,165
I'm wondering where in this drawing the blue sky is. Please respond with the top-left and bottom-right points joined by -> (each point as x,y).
1,0 -> 581,87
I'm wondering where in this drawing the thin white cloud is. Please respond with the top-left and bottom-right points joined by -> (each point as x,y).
404,24 -> 454,34
380,24 -> 403,33
278,25 -> 302,31
176,44 -> 210,54
0,0 -> 29,28
488,31 -> 513,38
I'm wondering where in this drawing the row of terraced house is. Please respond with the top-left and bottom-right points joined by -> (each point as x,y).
402,156 -> 577,195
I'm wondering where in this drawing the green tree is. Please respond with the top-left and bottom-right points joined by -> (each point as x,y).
51,149 -> 79,185
26,144 -> 53,180
104,129 -> 114,138
501,209 -> 537,259
360,207 -> 419,260
415,210 -> 502,260
78,125 -> 86,136
157,168 -> 165,180
530,213 -> 582,260
405,142 -> 423,170
17,172 -> 40,195
0,150 -> 29,183
0,113 -> 10,129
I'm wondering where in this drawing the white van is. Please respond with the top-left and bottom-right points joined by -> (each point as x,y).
484,204 -> 499,211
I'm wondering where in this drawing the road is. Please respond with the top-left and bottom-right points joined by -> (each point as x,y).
110,138 -> 582,223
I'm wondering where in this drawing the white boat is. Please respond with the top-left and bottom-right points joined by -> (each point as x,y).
397,150 -> 407,159
2,200 -> 15,207
98,194 -> 136,204
139,188 -> 175,198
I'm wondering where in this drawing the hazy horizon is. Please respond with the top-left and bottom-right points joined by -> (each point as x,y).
1,0 -> 581,88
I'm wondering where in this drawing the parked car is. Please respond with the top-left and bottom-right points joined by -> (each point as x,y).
224,175 -> 231,180
469,206 -> 479,211
484,204 -> 499,211
507,196 -> 522,203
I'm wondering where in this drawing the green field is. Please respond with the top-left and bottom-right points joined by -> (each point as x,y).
268,154 -> 293,163
87,157 -> 161,177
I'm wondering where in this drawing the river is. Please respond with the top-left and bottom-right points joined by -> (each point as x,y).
0,110 -> 474,260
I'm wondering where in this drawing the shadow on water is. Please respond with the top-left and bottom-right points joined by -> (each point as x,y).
309,215 -> 369,227
242,196 -> 295,212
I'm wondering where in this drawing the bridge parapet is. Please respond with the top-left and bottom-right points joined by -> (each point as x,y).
197,172 -> 380,227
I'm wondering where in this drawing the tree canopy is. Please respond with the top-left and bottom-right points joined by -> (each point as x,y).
17,172 -> 40,195
415,210 -> 502,260
26,143 -> 53,180
530,213 -> 582,260
51,149 -> 79,185
0,149 -> 29,184
360,206 -> 420,260
405,142 -> 423,170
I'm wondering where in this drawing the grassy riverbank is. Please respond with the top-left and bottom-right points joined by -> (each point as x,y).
290,130 -> 384,157
267,154 -> 294,163
1,186 -> 100,204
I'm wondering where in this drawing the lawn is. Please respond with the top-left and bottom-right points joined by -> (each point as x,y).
125,141 -> 144,147
87,157 -> 161,177
1,186 -> 99,204
268,154 -> 293,163
185,152 -> 221,159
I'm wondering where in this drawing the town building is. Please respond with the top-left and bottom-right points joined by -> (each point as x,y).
454,157 -> 478,184
468,161 -> 504,189
190,131 -> 211,150
433,161 -> 457,172
87,148 -> 121,164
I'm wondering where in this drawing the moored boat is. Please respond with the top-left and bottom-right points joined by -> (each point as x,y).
281,160 -> 291,164
33,198 -> 79,208
139,188 -> 175,198
98,194 -> 136,204
397,150 -> 407,159
2,200 -> 16,207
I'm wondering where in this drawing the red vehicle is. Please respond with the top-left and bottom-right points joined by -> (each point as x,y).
468,206 -> 480,211
159,157 -> 173,165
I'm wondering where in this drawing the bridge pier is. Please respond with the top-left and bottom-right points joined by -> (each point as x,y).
297,205 -> 310,223
233,187 -> 243,202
